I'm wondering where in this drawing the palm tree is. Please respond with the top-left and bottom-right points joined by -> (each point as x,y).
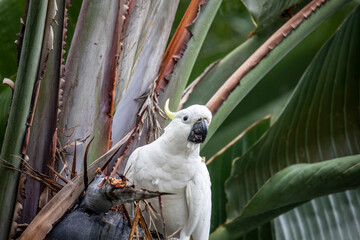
0,0 -> 359,239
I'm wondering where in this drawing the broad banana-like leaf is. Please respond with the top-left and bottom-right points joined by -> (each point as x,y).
182,0 -> 312,111
207,116 -> 270,232
200,2 -> 353,158
58,0 -> 128,170
182,35 -> 270,108
211,6 -> 360,239
212,155 -> 360,239
110,0 -> 223,174
205,0 -> 352,143
274,189 -> 360,239
111,0 -> 179,145
183,1 -> 356,158
273,6 -> 360,239
0,1 -> 49,238
159,0 -> 223,109
109,0 -> 179,174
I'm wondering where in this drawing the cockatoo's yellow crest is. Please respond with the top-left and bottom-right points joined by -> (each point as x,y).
165,99 -> 176,120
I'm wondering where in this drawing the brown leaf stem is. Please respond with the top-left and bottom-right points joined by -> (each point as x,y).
155,0 -> 206,93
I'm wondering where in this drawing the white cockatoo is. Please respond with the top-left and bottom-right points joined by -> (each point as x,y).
125,99 -> 212,240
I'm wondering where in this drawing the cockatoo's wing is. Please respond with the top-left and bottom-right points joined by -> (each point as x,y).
184,162 -> 211,239
184,178 -> 202,236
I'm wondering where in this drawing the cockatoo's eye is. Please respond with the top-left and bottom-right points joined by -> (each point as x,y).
182,116 -> 189,122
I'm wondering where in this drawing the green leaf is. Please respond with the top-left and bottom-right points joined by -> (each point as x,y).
242,0 -> 308,28
0,0 -> 25,79
211,154 -> 360,239
201,1 -> 355,162
184,3 -> 356,164
211,5 -> 360,238
0,0 -> 25,149
187,0 -> 254,82
183,33 -> 271,107
274,189 -> 360,239
241,155 -> 360,219
208,116 -> 270,232
0,0 -> 49,237
160,0 -> 223,110
0,86 -> 12,150
206,0 -> 352,145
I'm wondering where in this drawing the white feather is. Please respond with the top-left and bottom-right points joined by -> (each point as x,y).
125,105 -> 212,240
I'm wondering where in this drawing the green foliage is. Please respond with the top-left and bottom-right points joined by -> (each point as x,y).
0,88 -> 12,149
0,0 -> 25,149
203,5 -> 352,157
0,0 -> 25,79
189,0 -> 254,81
0,1 -> 49,237
208,117 -> 270,232
209,5 -> 360,238
161,0 -> 223,109
0,0 -> 359,239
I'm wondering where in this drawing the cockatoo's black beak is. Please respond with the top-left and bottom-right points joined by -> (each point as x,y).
188,118 -> 209,144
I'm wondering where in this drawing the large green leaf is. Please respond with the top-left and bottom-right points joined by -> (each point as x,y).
160,0 -> 224,109
201,1 -> 355,160
211,154 -> 360,239
183,0 -> 311,110
185,1 -> 357,160
208,117 -> 270,232
237,155 -> 360,219
274,189 -> 360,239
205,0 -> 352,145
0,1 -> 49,238
211,5 -> 360,239
187,0 -> 254,82
183,34 -> 270,108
